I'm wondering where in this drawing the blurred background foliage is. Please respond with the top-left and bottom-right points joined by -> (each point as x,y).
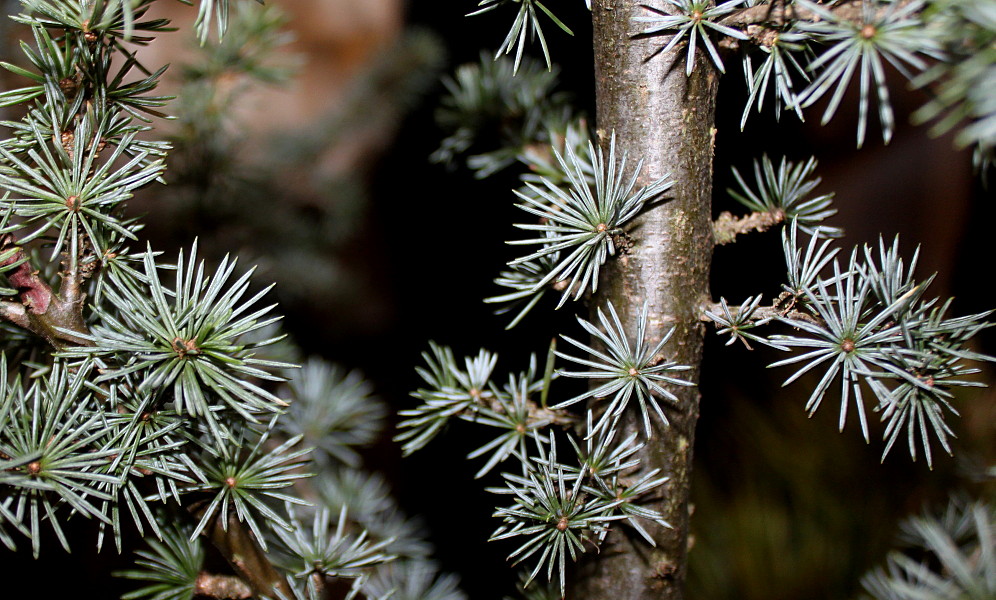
1,1 -> 993,599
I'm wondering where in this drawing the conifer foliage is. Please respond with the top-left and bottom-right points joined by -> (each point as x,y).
400,0 -> 996,598
1,1 -> 994,599
1,2 -> 460,599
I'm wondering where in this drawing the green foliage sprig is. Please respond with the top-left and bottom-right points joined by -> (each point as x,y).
509,133 -> 672,307
728,154 -> 841,237
770,253 -> 912,440
912,0 -> 996,172
396,343 -> 499,456
794,0 -> 941,147
468,369 -> 552,477
432,53 -> 574,177
709,222 -> 993,467
278,359 -> 385,469
635,0 -> 750,75
554,302 -> 692,437
0,360 -> 119,556
862,497 -> 996,600
185,423 -> 311,548
740,25 -> 810,128
399,316 -> 680,593
114,522 -> 204,600
1,2 -> 464,598
362,560 -> 468,600
0,118 -> 163,261
489,436 -> 625,592
704,295 -> 786,350
62,243 -> 293,446
781,220 -> 840,300
469,0 -> 576,71
274,505 -> 396,583
485,250 -> 561,330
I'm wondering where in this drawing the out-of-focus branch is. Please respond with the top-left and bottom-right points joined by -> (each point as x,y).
700,295 -> 824,327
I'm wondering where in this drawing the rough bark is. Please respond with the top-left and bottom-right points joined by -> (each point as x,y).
574,1 -> 719,598
205,512 -> 292,599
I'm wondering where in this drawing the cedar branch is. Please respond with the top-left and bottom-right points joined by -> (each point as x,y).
713,209 -> 785,245
719,0 -> 919,28
194,572 -> 254,600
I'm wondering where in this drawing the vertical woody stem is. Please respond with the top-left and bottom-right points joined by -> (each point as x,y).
576,1 -> 718,598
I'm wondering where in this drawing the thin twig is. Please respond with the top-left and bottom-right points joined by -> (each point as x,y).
700,296 -> 825,328
58,228 -> 93,317
713,209 -> 784,245
719,0 -> 918,28
476,390 -> 579,428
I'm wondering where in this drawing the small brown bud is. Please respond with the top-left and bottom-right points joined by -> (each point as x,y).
27,461 -> 42,475
171,337 -> 200,358
555,516 -> 569,531
840,339 -> 856,353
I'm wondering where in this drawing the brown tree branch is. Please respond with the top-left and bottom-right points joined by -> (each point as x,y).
713,209 -> 785,245
718,0 -> 918,28
700,295 -> 825,328
466,388 -> 579,429
2,235 -> 54,315
309,572 -> 326,599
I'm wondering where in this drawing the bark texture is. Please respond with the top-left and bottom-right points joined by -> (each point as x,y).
574,1 -> 719,598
